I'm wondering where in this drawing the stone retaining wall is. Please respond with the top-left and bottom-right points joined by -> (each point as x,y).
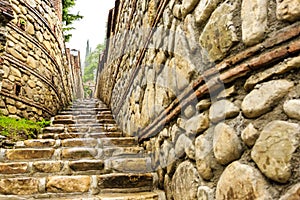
97,0 -> 300,199
0,0 -> 78,121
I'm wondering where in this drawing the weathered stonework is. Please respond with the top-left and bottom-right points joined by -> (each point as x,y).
0,0 -> 83,121
251,121 -> 300,183
96,0 -> 300,198
216,161 -> 271,199
241,0 -> 268,46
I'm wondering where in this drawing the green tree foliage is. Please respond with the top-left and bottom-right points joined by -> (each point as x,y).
83,43 -> 105,83
62,0 -> 83,42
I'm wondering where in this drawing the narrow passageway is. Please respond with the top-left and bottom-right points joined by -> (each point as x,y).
0,99 -> 165,199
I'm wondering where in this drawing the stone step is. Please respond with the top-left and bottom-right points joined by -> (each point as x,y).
0,160 -> 106,177
34,192 -> 162,200
42,126 -> 65,134
66,126 -> 120,133
96,114 -> 114,120
61,148 -> 100,160
1,149 -> 55,161
101,137 -> 138,147
103,146 -> 144,157
2,148 -> 100,162
97,119 -> 116,124
97,173 -> 155,193
59,111 -> 98,115
77,119 -> 98,124
64,126 -> 120,133
96,191 -> 165,200
97,110 -> 112,115
52,119 -> 76,125
16,138 -> 102,148
75,115 -> 98,120
14,138 -> 139,151
54,115 -> 74,121
38,133 -> 86,140
61,138 -> 99,147
15,139 -> 57,148
69,160 -> 104,172
105,157 -> 152,173
0,177 -> 40,195
89,132 -> 123,138
38,132 -> 123,140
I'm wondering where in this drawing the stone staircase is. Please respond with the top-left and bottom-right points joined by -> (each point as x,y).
0,99 -> 165,200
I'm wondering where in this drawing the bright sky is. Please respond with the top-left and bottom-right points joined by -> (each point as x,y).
66,0 -> 115,61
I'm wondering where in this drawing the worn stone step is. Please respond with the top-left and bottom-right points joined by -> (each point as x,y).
0,191 -> 165,200
88,132 -> 123,138
71,105 -> 96,108
54,115 -> 74,121
60,110 -> 97,115
101,137 -> 138,147
61,138 -> 99,147
32,161 -> 63,173
97,119 -> 116,124
97,111 -> 112,115
97,173 -> 154,193
76,119 -> 98,124
103,147 -> 144,157
95,108 -> 111,112
71,123 -> 119,128
52,119 -> 76,125
96,191 -> 165,200
46,175 -> 91,193
66,125 -> 121,133
90,126 -> 120,132
75,115 -> 97,120
69,160 -> 104,172
42,126 -> 65,134
0,162 -> 29,174
3,149 -> 55,161
38,133 -> 86,140
67,126 -> 90,133
15,139 -> 57,148
96,114 -> 114,120
0,177 -> 40,195
61,148 -> 100,160
105,157 -> 152,173
0,160 -> 107,177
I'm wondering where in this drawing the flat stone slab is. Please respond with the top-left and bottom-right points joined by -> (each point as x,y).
97,173 -> 154,193
61,148 -> 98,160
103,147 -> 144,157
69,160 -> 104,171
52,119 -> 76,125
101,137 -> 138,147
5,149 -> 55,161
89,132 -> 123,138
106,157 -> 152,173
54,115 -> 74,120
22,139 -> 56,148
33,161 -> 63,173
46,176 -> 91,193
43,126 -> 65,134
0,163 -> 28,174
61,138 -> 98,147
0,178 -> 39,195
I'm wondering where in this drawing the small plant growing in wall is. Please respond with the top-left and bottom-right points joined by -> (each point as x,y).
18,18 -> 27,31
0,115 -> 50,142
